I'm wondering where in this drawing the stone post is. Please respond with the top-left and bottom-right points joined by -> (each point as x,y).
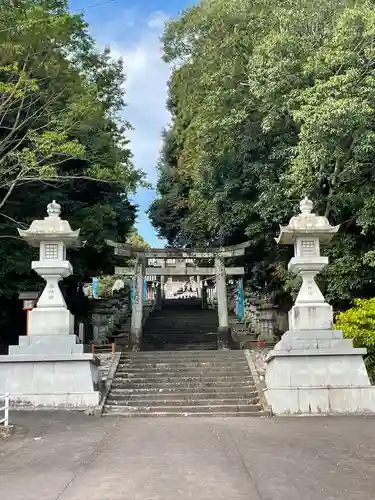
264,197 -> 375,415
215,255 -> 230,349
155,280 -> 162,311
160,258 -> 166,299
130,258 -> 145,350
201,279 -> 208,309
197,275 -> 202,298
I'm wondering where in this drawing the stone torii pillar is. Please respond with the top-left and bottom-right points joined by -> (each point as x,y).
196,275 -> 202,298
130,257 -> 145,350
201,279 -> 208,310
215,255 -> 230,349
155,279 -> 162,311
160,258 -> 166,299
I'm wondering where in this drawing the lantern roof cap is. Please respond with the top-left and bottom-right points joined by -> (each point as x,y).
18,200 -> 80,247
276,197 -> 339,245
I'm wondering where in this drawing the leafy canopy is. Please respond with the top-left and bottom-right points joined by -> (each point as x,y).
149,0 -> 375,306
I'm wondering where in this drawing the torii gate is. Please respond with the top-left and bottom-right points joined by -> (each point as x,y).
106,240 -> 250,350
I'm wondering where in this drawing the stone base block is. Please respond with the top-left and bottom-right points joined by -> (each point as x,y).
9,334 -> 84,355
265,386 -> 375,415
9,392 -> 100,408
130,327 -> 142,351
218,326 -> 231,349
273,328 -> 352,351
266,349 -> 370,388
289,303 -> 333,330
0,354 -> 100,409
29,307 -> 74,336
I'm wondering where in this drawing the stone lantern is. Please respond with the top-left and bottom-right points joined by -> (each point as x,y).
0,202 -> 100,409
275,196 -> 339,331
264,196 -> 375,416
18,200 -> 80,336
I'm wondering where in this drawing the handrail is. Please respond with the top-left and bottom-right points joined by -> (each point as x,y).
91,343 -> 116,354
0,393 -> 9,426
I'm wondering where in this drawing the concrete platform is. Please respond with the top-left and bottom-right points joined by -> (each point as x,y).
0,354 -> 100,408
1,411 -> 375,499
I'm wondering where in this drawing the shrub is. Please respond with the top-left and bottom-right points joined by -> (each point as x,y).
335,298 -> 375,383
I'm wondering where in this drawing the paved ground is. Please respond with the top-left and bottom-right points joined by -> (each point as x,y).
1,412 -> 375,500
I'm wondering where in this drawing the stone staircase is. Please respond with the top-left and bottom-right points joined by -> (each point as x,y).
142,299 -> 218,350
103,350 -> 268,417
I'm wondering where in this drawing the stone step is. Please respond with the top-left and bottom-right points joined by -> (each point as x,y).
143,343 -> 217,352
113,374 -> 253,383
111,382 -> 255,390
115,367 -> 249,375
141,342 -> 217,347
116,363 -> 249,370
144,331 -> 217,334
144,324 -> 217,327
116,371 -> 253,385
110,386 -> 256,395
115,371 -> 250,379
118,359 -> 248,365
143,332 -> 217,336
103,410 -> 269,417
142,339 -> 217,344
108,390 -> 258,400
104,404 -> 263,414
120,351 -> 245,359
106,397 -> 259,406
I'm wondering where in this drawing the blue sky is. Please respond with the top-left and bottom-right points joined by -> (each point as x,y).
68,0 -> 193,247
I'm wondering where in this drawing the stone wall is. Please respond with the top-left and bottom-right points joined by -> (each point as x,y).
229,286 -> 288,340
90,289 -> 131,344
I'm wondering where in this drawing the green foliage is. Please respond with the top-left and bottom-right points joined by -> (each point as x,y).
97,275 -> 119,298
0,0 -> 144,301
335,298 -> 375,382
126,230 -> 151,248
0,0 -> 143,199
335,298 -> 375,346
149,0 -> 375,305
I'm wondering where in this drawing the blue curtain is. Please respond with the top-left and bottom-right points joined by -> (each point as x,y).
92,277 -> 99,298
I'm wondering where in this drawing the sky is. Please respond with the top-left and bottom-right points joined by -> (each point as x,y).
68,0 -> 193,247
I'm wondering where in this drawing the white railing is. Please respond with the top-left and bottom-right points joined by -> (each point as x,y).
0,393 -> 9,426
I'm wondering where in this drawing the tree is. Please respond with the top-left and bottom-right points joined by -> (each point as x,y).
149,0 -> 375,307
126,229 -> 151,249
0,0 -> 146,353
0,0 -> 142,213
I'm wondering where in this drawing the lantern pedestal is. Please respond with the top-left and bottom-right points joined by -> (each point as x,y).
28,308 -> 74,337
0,353 -> 100,408
288,303 -> 334,331
265,329 -> 375,415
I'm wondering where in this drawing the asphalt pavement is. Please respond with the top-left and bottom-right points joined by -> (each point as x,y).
1,411 -> 374,500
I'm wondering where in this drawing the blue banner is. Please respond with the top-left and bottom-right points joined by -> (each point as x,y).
236,279 -> 245,321
130,282 -> 134,306
92,277 -> 99,298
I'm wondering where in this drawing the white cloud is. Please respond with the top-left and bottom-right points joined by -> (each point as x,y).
103,11 -> 171,186
94,9 -> 171,245
147,11 -> 169,29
